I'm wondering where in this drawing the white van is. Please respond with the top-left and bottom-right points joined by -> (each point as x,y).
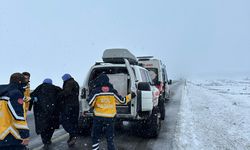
138,56 -> 171,120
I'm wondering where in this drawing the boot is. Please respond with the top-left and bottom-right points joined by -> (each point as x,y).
43,140 -> 52,150
43,144 -> 50,150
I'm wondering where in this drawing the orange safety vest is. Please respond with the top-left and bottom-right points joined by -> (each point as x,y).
0,96 -> 29,140
89,93 -> 131,118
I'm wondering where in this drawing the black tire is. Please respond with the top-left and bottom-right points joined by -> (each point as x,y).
159,98 -> 165,120
139,107 -> 161,138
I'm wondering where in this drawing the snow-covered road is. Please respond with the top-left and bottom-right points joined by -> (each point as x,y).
175,79 -> 250,150
27,78 -> 250,150
28,81 -> 185,150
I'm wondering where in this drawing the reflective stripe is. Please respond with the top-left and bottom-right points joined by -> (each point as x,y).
0,96 -> 10,101
94,110 -> 116,118
92,142 -> 99,150
92,143 -> 99,147
114,94 -> 126,104
7,101 -> 25,121
89,92 -> 116,105
93,147 -> 99,150
0,126 -> 21,140
89,93 -> 99,105
14,123 -> 29,130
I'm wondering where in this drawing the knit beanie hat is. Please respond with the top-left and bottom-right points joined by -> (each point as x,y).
43,78 -> 52,84
62,73 -> 72,82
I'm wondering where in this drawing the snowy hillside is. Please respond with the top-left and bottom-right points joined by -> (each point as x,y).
175,78 -> 250,150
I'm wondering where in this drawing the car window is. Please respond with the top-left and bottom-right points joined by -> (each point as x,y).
140,69 -> 147,82
145,71 -> 153,84
146,68 -> 158,84
88,67 -> 128,88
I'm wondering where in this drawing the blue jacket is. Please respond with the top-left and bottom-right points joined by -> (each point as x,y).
0,83 -> 29,147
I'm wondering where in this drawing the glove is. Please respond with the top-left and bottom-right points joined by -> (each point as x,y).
33,97 -> 38,102
131,92 -> 136,98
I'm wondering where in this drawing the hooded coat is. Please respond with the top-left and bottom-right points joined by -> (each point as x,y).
30,83 -> 62,134
60,78 -> 79,107
59,77 -> 79,136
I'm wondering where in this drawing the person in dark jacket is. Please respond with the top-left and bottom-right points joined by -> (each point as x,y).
30,78 -> 62,149
87,73 -> 135,150
60,73 -> 80,147
0,73 -> 30,150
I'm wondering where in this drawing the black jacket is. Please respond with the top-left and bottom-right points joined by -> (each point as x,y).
60,78 -> 79,112
30,83 -> 62,134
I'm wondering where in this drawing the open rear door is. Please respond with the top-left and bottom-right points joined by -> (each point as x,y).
124,59 -> 136,93
124,59 -> 137,116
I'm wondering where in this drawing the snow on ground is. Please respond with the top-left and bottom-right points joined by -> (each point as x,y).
175,78 -> 250,150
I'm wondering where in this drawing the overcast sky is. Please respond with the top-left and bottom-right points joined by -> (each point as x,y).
0,0 -> 250,88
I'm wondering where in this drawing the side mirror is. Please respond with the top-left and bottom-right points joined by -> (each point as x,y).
81,88 -> 86,99
138,82 -> 151,91
168,80 -> 172,85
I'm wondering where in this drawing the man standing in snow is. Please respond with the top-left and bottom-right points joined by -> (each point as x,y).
87,73 -> 136,150
60,73 -> 80,147
0,73 -> 30,150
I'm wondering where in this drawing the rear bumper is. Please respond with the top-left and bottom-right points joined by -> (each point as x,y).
80,111 -> 151,121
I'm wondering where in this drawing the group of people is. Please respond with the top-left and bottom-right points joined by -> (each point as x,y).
30,73 -> 80,149
0,72 -> 79,150
0,72 -> 135,150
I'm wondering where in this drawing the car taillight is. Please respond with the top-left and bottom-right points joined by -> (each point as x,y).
154,90 -> 160,97
156,83 -> 163,92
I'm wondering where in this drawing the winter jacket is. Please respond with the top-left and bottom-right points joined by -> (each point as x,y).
0,83 -> 29,147
30,83 -> 62,134
59,78 -> 79,135
59,78 -> 79,113
87,74 -> 132,118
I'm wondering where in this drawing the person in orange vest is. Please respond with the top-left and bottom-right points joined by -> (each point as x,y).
0,73 -> 30,150
87,73 -> 136,150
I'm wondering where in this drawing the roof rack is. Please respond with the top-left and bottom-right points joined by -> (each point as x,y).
102,48 -> 138,65
137,56 -> 154,61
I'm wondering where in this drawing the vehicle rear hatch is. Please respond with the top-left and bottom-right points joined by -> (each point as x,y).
88,66 -> 131,114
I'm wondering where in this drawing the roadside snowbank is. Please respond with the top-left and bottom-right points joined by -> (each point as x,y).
175,79 -> 250,150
